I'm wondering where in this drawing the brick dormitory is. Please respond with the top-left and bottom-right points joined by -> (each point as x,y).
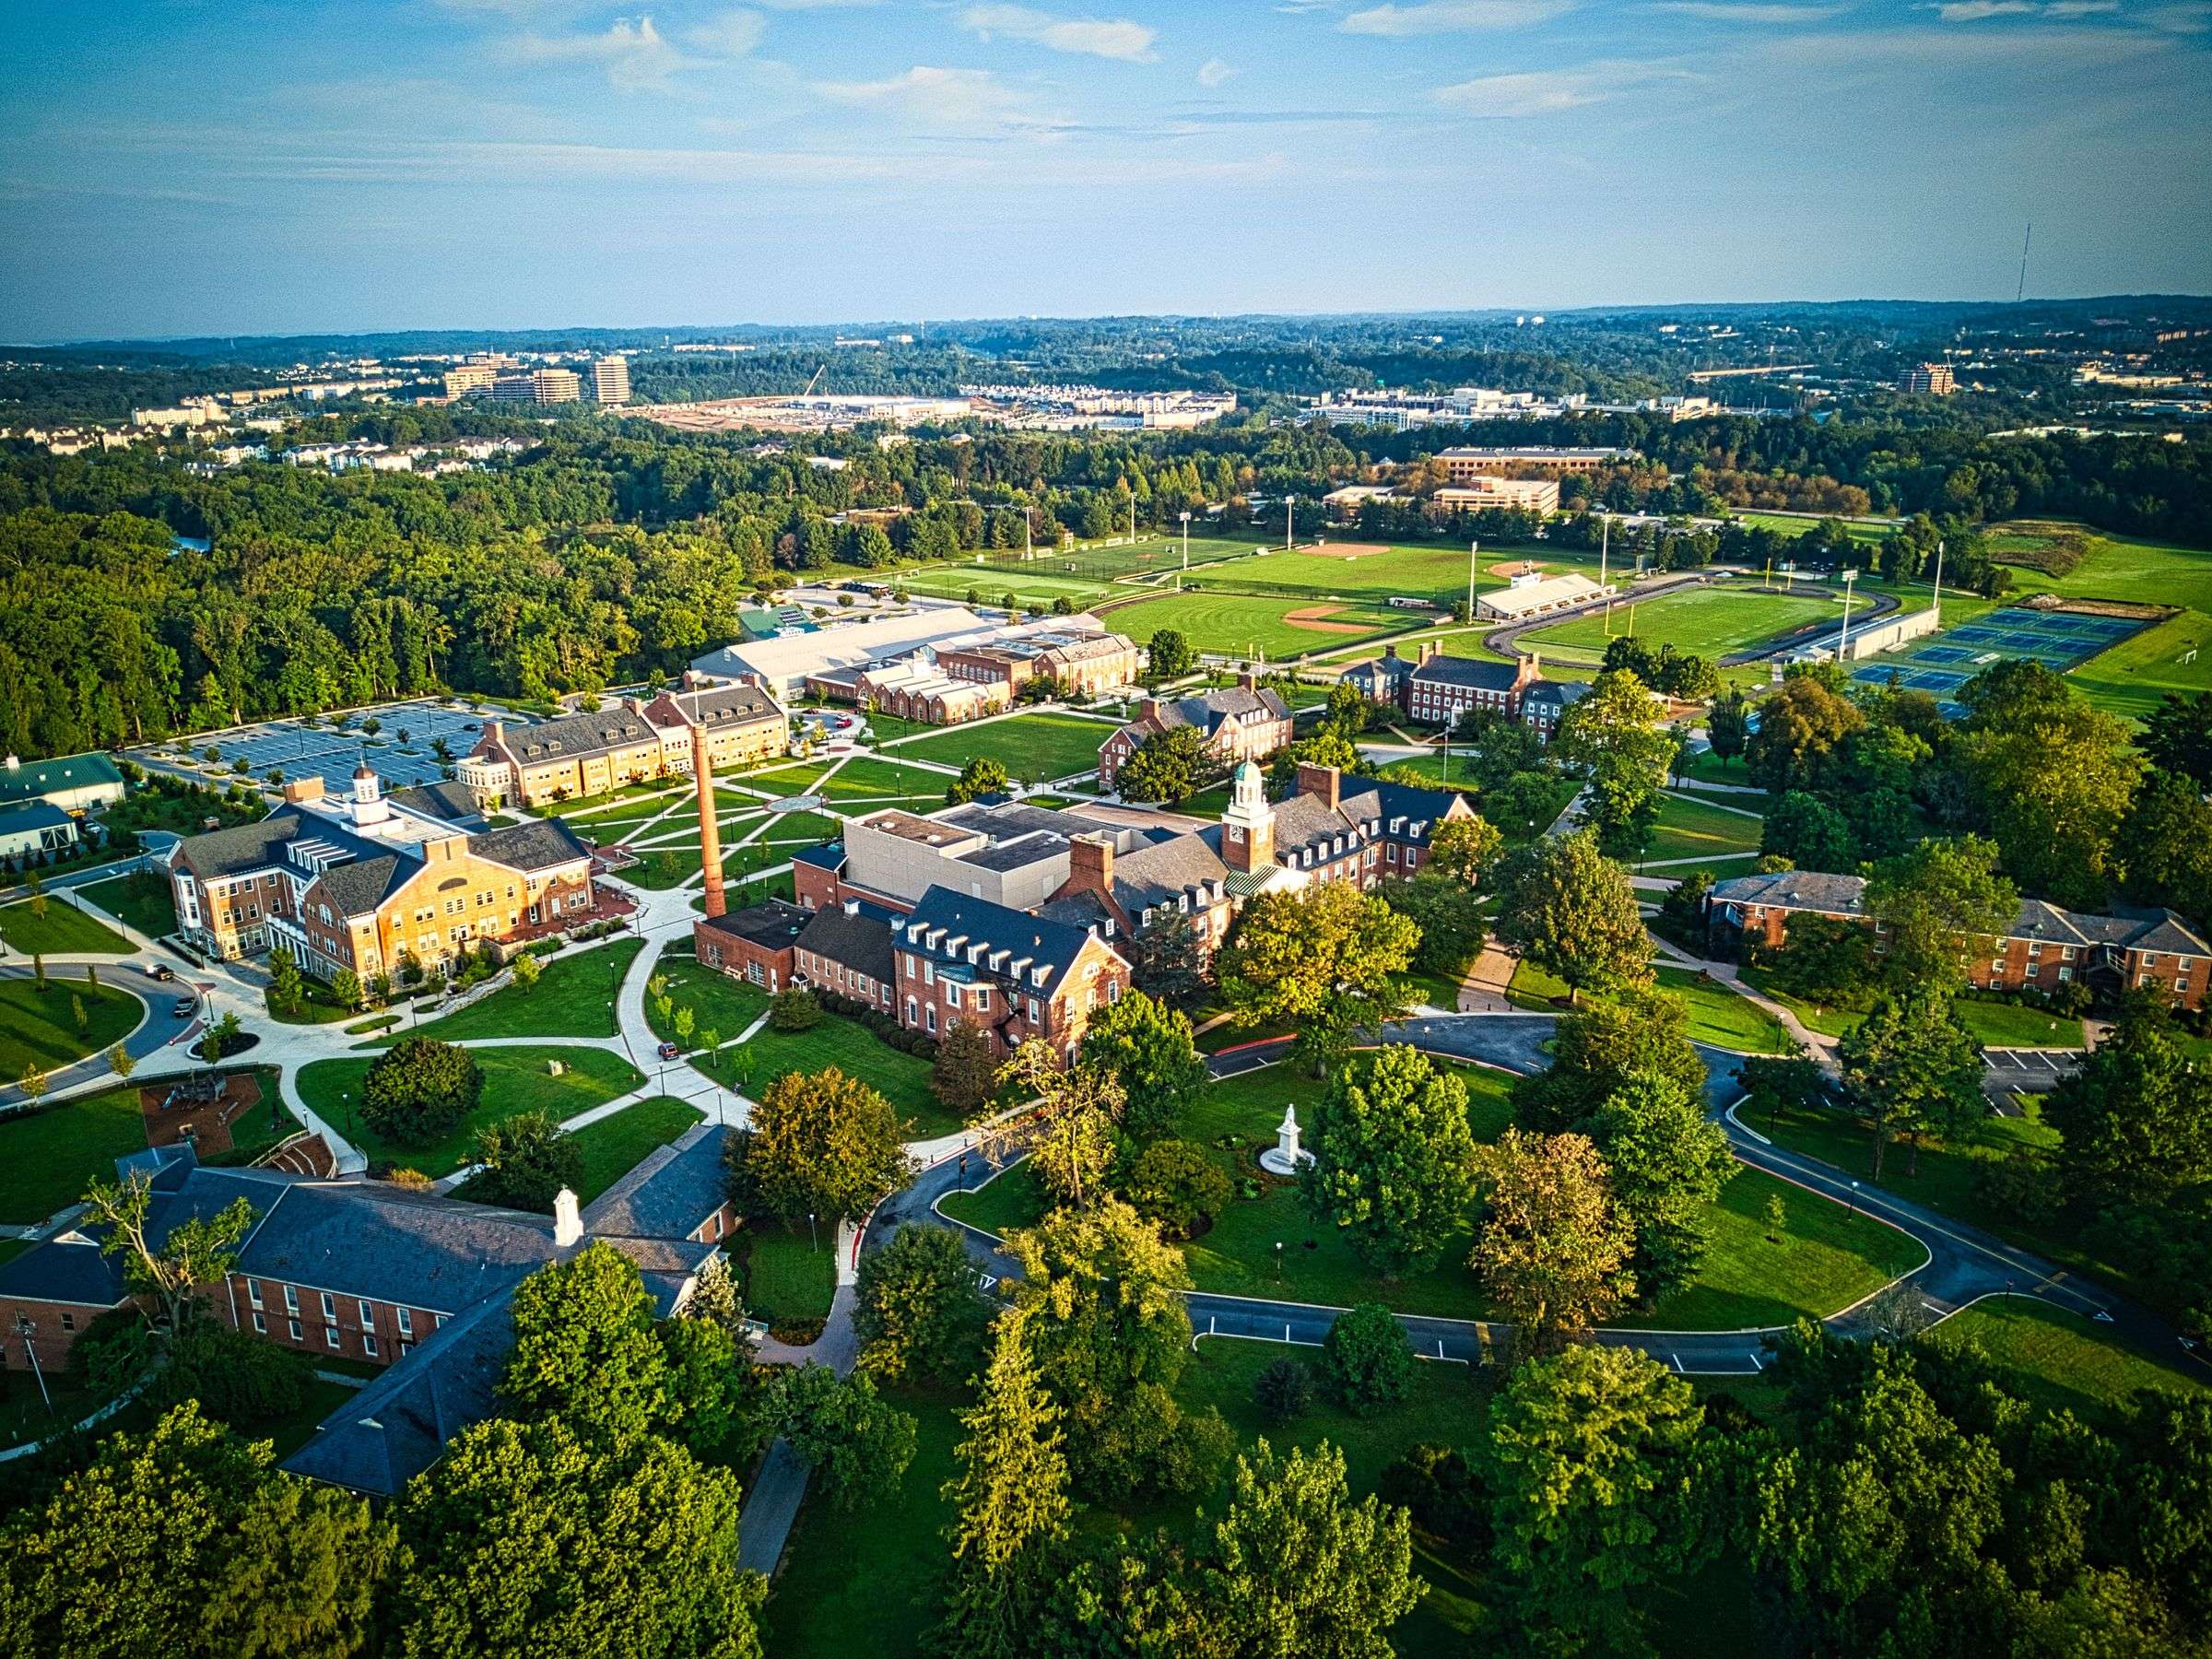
0,1124 -> 740,1496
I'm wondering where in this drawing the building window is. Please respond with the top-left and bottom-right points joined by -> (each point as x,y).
324,1325 -> 341,1350
288,1319 -> 302,1341
59,1312 -> 76,1333
925,1006 -> 937,1034
359,1299 -> 374,1327
245,1277 -> 263,1308
283,1285 -> 300,1315
397,1308 -> 414,1336
363,1333 -> 379,1359
320,1291 -> 335,1322
252,1312 -> 266,1334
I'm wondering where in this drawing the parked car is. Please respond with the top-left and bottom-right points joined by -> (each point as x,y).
145,962 -> 175,982
657,1041 -> 681,1061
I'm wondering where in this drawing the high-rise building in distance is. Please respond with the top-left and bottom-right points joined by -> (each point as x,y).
593,356 -> 631,406
1897,363 -> 1957,395
532,368 -> 582,405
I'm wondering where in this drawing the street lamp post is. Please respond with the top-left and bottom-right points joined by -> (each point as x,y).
808,1210 -> 819,1253
1274,1240 -> 1283,1283
1179,510 -> 1191,572
1845,1181 -> 1860,1221
1465,538 -> 1479,621
14,1317 -> 50,1414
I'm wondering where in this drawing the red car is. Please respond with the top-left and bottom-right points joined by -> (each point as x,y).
657,1041 -> 681,1061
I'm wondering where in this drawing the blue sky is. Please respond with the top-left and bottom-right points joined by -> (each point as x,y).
3,0 -> 2208,338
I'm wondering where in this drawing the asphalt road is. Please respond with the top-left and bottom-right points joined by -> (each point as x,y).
889,1013 -> 2210,1383
0,960 -> 208,1101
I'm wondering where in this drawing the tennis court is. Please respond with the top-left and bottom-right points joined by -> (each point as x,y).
1851,606 -> 2150,713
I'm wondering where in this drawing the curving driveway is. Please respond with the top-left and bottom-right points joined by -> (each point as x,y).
895,1013 -> 2207,1384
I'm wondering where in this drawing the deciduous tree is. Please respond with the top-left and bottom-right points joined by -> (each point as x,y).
1319,1302 -> 1417,1416
1836,992 -> 1984,1179
81,1169 -> 254,1334
1493,830 -> 1652,1005
1216,882 -> 1418,1077
853,1221 -> 985,1384
932,1016 -> 999,1118
772,1363 -> 918,1510
1077,987 -> 1206,1139
500,1241 -> 671,1445
1468,1129 -> 1633,1358
947,757 -> 1010,806
728,1065 -> 912,1224
1303,1045 -> 1481,1277
467,1110 -> 582,1214
360,1037 -> 483,1148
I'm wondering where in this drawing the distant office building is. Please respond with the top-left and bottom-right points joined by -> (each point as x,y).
593,357 -> 632,406
1437,446 -> 1636,479
443,364 -> 499,398
532,369 -> 582,405
1431,477 -> 1561,516
1898,363 -> 1957,396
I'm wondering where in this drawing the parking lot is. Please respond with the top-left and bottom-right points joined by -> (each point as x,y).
132,699 -> 530,794
1852,606 -> 2148,715
1982,1044 -> 2083,1112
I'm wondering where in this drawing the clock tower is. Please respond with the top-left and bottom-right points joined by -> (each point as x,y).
1220,760 -> 1274,874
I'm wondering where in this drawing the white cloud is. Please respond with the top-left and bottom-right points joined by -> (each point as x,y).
754,0 -> 882,7
1341,1 -> 1577,35
1433,62 -> 1684,113
688,9 -> 768,55
1197,56 -> 1238,85
504,16 -> 691,92
1649,2 -> 1845,20
814,65 -> 1059,132
1933,0 -> 2035,17
959,5 -> 1159,60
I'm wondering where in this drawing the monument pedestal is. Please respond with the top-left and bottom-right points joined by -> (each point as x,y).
1258,1103 -> 1315,1177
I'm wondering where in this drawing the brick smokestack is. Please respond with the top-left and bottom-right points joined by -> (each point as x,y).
693,719 -> 726,919
1069,832 -> 1114,896
1296,762 -> 1341,811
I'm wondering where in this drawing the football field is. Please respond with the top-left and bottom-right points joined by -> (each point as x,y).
1100,590 -> 1411,661
1518,585 -> 1852,659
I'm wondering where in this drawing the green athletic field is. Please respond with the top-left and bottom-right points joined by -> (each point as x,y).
2065,610 -> 2212,723
1519,585 -> 1856,659
1726,510 -> 1894,545
1097,591 -> 1409,661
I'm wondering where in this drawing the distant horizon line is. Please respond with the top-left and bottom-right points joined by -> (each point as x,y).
14,291 -> 2212,353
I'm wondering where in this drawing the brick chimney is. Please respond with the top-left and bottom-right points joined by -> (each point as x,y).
553,1188 -> 582,1247
1237,669 -> 1258,692
282,776 -> 326,805
1137,697 -> 1162,723
1296,762 -> 1341,811
693,724 -> 726,920
1068,832 -> 1114,896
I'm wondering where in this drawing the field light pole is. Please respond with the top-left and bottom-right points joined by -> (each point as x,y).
1180,511 -> 1191,571
1838,569 -> 1860,661
1284,495 -> 1294,553
1465,538 -> 1479,620
1931,538 -> 1945,625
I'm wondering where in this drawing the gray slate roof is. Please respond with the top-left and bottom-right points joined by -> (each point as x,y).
469,818 -> 593,872
796,905 -> 897,983
1410,655 -> 1524,691
237,1182 -> 571,1314
582,1124 -> 736,1241
902,886 -> 1115,994
174,806 -> 310,880
1110,832 -> 1230,914
500,704 -> 658,766
389,781 -> 484,825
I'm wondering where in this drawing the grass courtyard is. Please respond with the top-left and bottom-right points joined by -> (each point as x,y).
1519,584 -> 1856,660
297,1044 -> 643,1175
76,873 -> 179,940
0,899 -> 132,956
885,710 -> 1119,783
1641,790 -> 1765,865
0,975 -> 142,1077
379,939 -> 642,1046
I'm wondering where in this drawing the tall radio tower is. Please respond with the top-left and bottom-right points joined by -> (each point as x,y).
2016,223 -> 2031,303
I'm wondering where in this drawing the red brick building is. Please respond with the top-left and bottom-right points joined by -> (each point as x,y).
892,887 -> 1132,1062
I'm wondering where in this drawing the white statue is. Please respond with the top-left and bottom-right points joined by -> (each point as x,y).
1259,1103 -> 1314,1176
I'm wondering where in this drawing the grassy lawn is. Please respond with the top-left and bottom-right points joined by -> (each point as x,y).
77,874 -> 178,939
1097,591 -> 1411,664
567,1095 -> 706,1205
1678,748 -> 1755,787
0,976 -> 142,1076
1521,585 -> 1855,660
644,955 -> 774,1044
739,1013 -> 961,1141
1652,966 -> 1792,1054
297,1045 -> 642,1175
258,1377 -> 365,1462
1931,1298 -> 2209,1421
812,756 -> 956,798
0,1081 -> 149,1223
1640,792 -> 1765,865
1954,999 -> 2085,1050
1736,967 -> 1857,1039
0,900 -> 132,955
739,1220 -> 837,1328
887,711 -> 1118,784
1618,1165 -> 1924,1330
2065,609 -> 2212,724
383,939 -> 641,1045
